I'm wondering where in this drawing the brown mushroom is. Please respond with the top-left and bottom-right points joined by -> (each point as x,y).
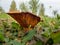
7,12 -> 41,32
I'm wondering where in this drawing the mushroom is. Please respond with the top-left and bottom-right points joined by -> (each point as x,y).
7,12 -> 41,32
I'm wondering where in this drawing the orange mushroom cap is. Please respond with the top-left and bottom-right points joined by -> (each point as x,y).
7,12 -> 41,28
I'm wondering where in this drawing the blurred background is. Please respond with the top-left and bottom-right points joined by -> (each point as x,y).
0,0 -> 60,45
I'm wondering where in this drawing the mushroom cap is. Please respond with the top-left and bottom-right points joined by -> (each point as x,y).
7,12 -> 41,28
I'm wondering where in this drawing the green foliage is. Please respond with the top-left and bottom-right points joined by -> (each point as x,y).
36,40 -> 44,45
39,4 -> 45,16
9,0 -> 17,11
0,30 -> 5,45
0,13 -> 10,18
50,32 -> 60,43
9,40 -> 21,45
2,21 -> 9,28
11,22 -> 20,30
22,29 -> 36,43
0,6 -> 5,13
0,33 -> 4,41
20,0 -> 45,16
29,0 -> 39,14
20,0 -> 40,15
57,14 -> 60,19
20,3 -> 28,12
11,22 -> 23,35
4,38 -> 23,45
0,12 -> 60,45
4,38 -> 10,43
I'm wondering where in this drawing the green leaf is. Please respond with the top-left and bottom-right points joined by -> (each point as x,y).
0,33 -> 4,41
22,29 -> 36,43
36,40 -> 44,45
11,22 -> 20,30
9,40 -> 25,45
10,40 -> 21,45
0,43 -> 3,45
4,38 -> 10,43
50,32 -> 60,43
